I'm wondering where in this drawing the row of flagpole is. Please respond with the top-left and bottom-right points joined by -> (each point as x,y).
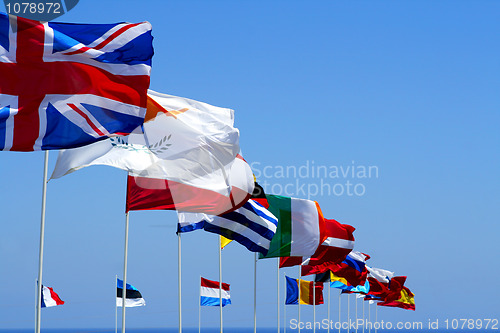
33,153 -> 380,333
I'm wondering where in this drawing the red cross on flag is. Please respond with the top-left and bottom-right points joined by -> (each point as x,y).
0,13 -> 153,151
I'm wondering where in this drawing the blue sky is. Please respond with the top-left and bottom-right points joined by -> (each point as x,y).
1,0 -> 499,330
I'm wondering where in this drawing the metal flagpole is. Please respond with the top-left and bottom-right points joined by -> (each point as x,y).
178,232 -> 182,333
253,252 -> 257,333
368,302 -> 371,333
284,274 -> 286,333
347,294 -> 350,333
327,283 -> 331,333
115,275 -> 118,333
298,265 -> 301,333
355,294 -> 358,333
35,150 -> 49,333
121,212 -> 130,333
338,291 -> 341,333
218,235 -> 223,333
277,259 -> 280,333
375,303 -> 378,333
198,276 -> 201,333
362,298 -> 365,333
313,281 -> 316,333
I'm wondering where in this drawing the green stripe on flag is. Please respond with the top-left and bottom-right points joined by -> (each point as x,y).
261,195 -> 292,258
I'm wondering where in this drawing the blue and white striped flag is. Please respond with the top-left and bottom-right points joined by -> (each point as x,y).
178,199 -> 278,255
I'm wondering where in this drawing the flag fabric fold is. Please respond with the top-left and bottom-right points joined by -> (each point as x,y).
327,251 -> 370,291
200,277 -> 231,307
41,285 -> 64,308
280,218 -> 355,272
285,276 -> 324,305
116,278 -> 145,307
51,90 -> 251,215
178,199 -> 278,255
127,154 -> 253,215
0,13 -> 153,151
377,286 -> 415,311
261,195 -> 326,258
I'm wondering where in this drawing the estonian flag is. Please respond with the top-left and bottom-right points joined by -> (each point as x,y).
41,285 -> 64,308
116,278 -> 145,307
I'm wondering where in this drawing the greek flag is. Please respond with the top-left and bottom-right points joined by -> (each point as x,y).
178,199 -> 277,255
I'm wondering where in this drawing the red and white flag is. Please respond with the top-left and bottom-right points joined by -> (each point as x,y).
280,218 -> 355,274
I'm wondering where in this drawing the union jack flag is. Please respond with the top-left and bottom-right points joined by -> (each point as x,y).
0,13 -> 153,151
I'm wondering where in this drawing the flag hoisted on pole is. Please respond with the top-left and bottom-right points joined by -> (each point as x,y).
254,253 -> 257,333
35,151 -> 49,333
0,13 -> 153,152
178,231 -> 182,333
121,213 -> 130,333
219,235 -> 223,333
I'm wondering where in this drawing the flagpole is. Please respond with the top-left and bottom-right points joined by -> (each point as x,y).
375,303 -> 378,333
253,252 -> 257,333
298,265 -> 301,333
313,281 -> 316,333
284,274 -> 287,333
362,298 -> 365,333
178,232 -> 182,333
327,282 -> 330,333
198,276 -> 201,333
115,274 -> 118,333
338,291 -> 341,333
355,295 -> 358,333
121,212 -> 130,333
218,235 -> 223,333
347,294 -> 350,333
35,150 -> 49,333
368,302 -> 371,333
277,259 -> 280,333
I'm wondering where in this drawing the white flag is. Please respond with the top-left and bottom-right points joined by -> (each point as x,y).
51,90 -> 242,196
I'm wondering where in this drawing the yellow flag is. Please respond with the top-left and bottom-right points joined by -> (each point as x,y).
221,236 -> 233,249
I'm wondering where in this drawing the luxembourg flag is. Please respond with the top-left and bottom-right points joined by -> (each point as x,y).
200,277 -> 231,307
41,285 -> 64,308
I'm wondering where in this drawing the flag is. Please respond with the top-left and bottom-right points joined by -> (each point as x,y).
178,199 -> 278,255
279,218 -> 355,271
377,286 -> 415,311
177,211 -> 205,233
200,277 -> 231,307
221,236 -> 233,249
285,276 -> 324,305
330,271 -> 370,294
367,266 -> 394,284
52,90 -> 252,215
301,219 -> 355,267
116,278 -> 145,307
127,154 -> 253,215
261,195 -> 326,258
41,285 -> 64,308
327,252 -> 370,291
0,13 -> 153,151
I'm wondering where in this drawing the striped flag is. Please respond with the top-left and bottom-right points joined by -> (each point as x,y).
280,218 -> 355,272
285,276 -> 323,305
41,285 -> 64,308
116,278 -> 145,307
178,199 -> 278,255
261,195 -> 326,258
200,277 -> 231,307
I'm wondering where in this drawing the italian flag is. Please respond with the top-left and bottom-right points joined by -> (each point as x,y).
262,195 -> 326,258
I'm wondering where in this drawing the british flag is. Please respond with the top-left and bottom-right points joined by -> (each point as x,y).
0,13 -> 153,151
